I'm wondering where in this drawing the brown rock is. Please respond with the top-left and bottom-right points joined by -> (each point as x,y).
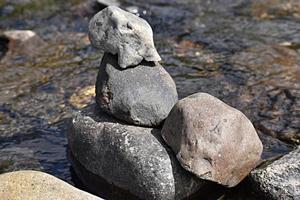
161,92 -> 263,187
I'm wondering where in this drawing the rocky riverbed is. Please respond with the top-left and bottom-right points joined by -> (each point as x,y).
0,0 -> 299,199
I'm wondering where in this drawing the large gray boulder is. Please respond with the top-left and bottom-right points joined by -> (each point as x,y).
250,147 -> 300,200
96,53 -> 178,127
89,6 -> 161,69
162,93 -> 263,187
67,105 -> 204,200
0,170 -> 102,200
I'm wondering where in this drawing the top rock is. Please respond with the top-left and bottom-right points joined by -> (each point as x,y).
89,6 -> 161,69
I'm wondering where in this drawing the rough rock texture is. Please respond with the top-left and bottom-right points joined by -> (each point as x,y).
0,170 -> 102,200
250,147 -> 300,200
96,53 -> 178,127
162,92 -> 263,187
67,105 -> 204,200
88,6 -> 161,68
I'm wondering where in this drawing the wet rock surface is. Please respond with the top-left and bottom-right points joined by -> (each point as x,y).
68,105 -> 203,200
0,0 -> 299,199
162,93 -> 263,187
89,6 -> 161,68
250,146 -> 300,200
96,53 -> 178,127
0,170 -> 102,200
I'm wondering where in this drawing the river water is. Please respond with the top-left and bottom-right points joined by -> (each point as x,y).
0,0 -> 299,199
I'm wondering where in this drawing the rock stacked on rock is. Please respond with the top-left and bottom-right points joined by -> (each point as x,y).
161,93 -> 263,187
69,6 -> 199,200
0,170 -> 102,200
68,5 -> 264,200
90,6 -> 177,127
88,6 -> 161,69
96,53 -> 178,127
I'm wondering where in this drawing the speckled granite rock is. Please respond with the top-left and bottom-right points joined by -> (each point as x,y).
89,6 -> 161,68
0,170 -> 102,200
250,147 -> 300,200
67,105 -> 204,200
96,53 -> 178,127
162,93 -> 263,187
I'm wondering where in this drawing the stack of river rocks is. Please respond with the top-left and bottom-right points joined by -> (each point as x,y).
67,6 -> 264,200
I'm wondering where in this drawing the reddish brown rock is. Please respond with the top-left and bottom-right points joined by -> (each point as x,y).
161,92 -> 263,187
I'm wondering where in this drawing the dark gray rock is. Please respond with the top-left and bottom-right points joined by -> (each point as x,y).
250,147 -> 300,200
67,105 -> 204,200
162,93 -> 263,187
88,6 -> 161,68
96,53 -> 178,127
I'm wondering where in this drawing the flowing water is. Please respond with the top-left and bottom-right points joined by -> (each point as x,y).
0,0 -> 299,199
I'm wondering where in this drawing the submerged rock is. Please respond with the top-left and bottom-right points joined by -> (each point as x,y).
88,6 -> 161,68
162,93 -> 263,187
68,105 -> 204,200
0,170 -> 102,200
96,53 -> 178,127
250,147 -> 300,200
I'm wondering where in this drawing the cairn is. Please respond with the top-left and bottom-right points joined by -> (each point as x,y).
68,6 -> 263,200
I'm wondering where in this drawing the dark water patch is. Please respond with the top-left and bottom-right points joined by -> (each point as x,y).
0,120 -> 70,181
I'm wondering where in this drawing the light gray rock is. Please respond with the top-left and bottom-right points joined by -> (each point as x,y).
162,92 -> 263,187
0,170 -> 102,200
96,53 -> 178,127
88,6 -> 161,68
67,105 -> 204,200
250,147 -> 300,200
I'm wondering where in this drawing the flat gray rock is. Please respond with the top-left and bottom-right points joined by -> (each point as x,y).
162,93 -> 263,187
67,105 -> 204,200
88,6 -> 161,68
250,147 -> 300,200
96,53 -> 178,127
